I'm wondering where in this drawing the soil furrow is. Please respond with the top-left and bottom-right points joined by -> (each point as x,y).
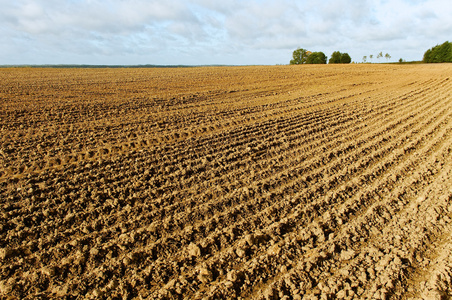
192,96 -> 452,299
1,64 -> 451,299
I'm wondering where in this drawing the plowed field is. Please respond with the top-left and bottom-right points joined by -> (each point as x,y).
1,64 -> 451,299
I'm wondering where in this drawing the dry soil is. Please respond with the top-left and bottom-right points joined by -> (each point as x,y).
0,64 -> 451,299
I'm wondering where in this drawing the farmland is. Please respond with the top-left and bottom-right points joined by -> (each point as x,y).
0,64 -> 451,299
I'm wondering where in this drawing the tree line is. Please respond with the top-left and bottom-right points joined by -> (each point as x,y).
290,48 -> 350,65
423,41 -> 452,63
362,52 -> 391,63
291,41 -> 452,65
290,49 -> 389,65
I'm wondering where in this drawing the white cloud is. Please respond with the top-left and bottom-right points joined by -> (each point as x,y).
0,0 -> 451,65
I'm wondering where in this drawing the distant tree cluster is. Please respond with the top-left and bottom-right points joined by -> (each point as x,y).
423,41 -> 452,63
363,52 -> 391,63
290,48 -> 350,65
329,51 -> 351,64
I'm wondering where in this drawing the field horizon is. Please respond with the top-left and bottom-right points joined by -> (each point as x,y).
0,60 -> 427,69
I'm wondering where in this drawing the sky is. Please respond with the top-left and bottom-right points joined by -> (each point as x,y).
0,0 -> 451,65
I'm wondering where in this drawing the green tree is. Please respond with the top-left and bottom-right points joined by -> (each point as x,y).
340,53 -> 351,64
306,52 -> 327,64
377,52 -> 383,62
329,51 -> 342,64
369,54 -> 373,62
423,41 -> 452,63
329,51 -> 351,64
423,49 -> 432,62
290,48 -> 309,64
363,56 -> 367,63
385,53 -> 391,61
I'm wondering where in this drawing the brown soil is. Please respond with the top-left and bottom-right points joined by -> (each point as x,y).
0,64 -> 451,299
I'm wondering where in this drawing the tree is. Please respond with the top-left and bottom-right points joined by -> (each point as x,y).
377,52 -> 383,62
369,54 -> 373,62
329,51 -> 342,64
290,48 -> 309,64
399,58 -> 404,63
423,49 -> 432,63
363,56 -> 367,63
306,52 -> 327,64
340,53 -> 351,64
423,41 -> 452,63
385,53 -> 391,61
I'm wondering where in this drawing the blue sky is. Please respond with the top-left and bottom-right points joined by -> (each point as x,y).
0,0 -> 451,65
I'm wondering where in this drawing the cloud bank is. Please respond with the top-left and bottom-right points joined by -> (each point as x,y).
0,0 -> 451,65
